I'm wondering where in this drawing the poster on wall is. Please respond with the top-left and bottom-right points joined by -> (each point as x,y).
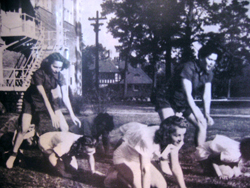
0,0 -> 250,187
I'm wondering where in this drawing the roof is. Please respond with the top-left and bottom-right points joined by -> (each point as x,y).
119,64 -> 152,84
89,59 -> 120,73
90,58 -> 152,84
1,0 -> 35,17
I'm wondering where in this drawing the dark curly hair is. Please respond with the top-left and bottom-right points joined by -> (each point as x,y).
40,52 -> 70,72
240,138 -> 250,161
198,41 -> 223,61
68,136 -> 97,157
94,113 -> 114,138
154,116 -> 189,150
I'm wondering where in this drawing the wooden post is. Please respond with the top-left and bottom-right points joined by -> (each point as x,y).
88,11 -> 107,95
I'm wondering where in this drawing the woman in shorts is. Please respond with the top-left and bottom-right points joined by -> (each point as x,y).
153,42 -> 221,146
6,52 -> 81,169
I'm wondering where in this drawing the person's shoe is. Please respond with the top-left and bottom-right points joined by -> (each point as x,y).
6,152 -> 17,169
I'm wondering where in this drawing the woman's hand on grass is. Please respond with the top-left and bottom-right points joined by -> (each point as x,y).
92,170 -> 105,176
219,174 -> 229,180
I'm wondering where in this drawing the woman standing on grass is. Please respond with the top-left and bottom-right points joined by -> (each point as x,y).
105,116 -> 188,188
152,42 -> 221,146
6,52 -> 81,169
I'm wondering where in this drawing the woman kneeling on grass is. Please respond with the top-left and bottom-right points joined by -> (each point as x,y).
105,116 -> 188,188
195,135 -> 250,180
38,131 -> 105,178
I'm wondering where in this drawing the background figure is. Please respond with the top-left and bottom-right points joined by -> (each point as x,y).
195,135 -> 250,180
104,116 -> 188,188
6,52 -> 81,169
152,42 -> 222,146
70,113 -> 114,155
38,131 -> 104,178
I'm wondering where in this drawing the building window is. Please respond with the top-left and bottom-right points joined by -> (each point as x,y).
64,0 -> 74,24
115,73 -> 119,82
133,85 -> 139,92
38,0 -> 52,12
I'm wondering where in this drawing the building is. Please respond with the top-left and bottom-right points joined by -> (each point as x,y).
0,0 -> 84,112
117,61 -> 153,99
89,58 -> 121,88
87,57 -> 152,100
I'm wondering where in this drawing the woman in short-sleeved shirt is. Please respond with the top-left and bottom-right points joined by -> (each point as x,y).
195,135 -> 250,180
38,131 -> 104,177
156,61 -> 214,117
6,52 -> 81,169
24,67 -> 66,112
105,116 -> 188,188
153,43 -> 221,147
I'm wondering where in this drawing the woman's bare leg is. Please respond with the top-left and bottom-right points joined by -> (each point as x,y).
55,110 -> 69,132
150,163 -> 167,188
48,152 -> 58,167
6,113 -> 32,169
186,113 -> 207,146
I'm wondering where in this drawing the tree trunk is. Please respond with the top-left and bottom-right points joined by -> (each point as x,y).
227,78 -> 231,98
165,41 -> 172,81
153,62 -> 157,88
123,56 -> 128,98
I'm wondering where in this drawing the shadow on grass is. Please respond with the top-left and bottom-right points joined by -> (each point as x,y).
6,152 -> 106,187
76,169 -> 106,187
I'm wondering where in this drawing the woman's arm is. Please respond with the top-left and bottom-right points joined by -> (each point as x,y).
102,131 -> 110,154
140,154 -> 151,188
203,83 -> 214,126
61,85 -> 81,127
170,149 -> 187,188
212,163 -> 224,179
182,78 -> 206,126
37,85 -> 60,128
88,154 -> 105,176
88,154 -> 95,173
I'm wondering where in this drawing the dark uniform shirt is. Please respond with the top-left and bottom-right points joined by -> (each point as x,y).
23,68 -> 66,112
155,61 -> 213,116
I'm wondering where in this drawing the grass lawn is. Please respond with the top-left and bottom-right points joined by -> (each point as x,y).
0,103 -> 250,188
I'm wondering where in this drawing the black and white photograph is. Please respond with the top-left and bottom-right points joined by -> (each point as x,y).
0,0 -> 250,187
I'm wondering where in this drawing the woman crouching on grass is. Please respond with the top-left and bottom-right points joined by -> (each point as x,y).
38,131 -> 105,178
195,135 -> 250,180
104,116 -> 188,188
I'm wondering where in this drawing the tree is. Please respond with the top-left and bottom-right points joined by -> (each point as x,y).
176,0 -> 213,63
81,44 -> 110,94
101,0 -> 250,99
101,0 -> 185,88
102,0 -> 145,96
206,0 -> 250,97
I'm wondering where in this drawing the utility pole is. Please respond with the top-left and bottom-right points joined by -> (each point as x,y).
88,11 -> 106,95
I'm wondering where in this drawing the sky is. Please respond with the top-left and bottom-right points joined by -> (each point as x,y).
81,0 -> 120,58
82,0 -> 250,59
